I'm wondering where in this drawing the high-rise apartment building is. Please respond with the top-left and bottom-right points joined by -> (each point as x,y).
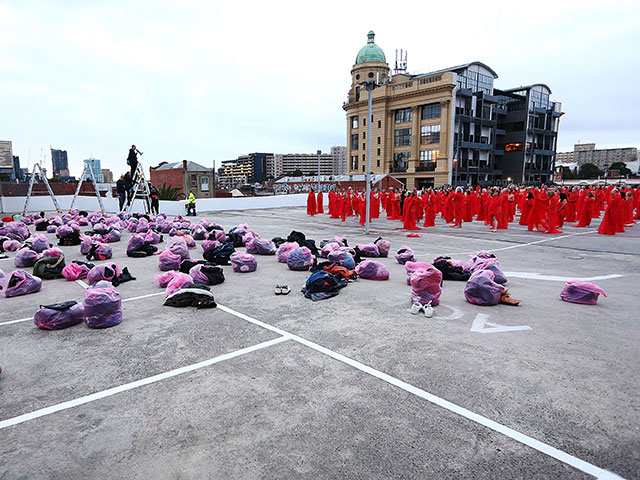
218,152 -> 274,188
344,32 -> 562,187
84,158 -> 103,182
556,143 -> 638,169
51,148 -> 70,178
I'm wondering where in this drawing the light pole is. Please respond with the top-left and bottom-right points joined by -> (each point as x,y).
317,149 -> 321,193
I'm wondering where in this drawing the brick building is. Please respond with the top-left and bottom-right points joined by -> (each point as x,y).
150,160 -> 215,198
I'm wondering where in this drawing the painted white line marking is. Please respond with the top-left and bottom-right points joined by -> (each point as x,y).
217,304 -> 621,480
75,279 -> 89,289
504,272 -> 623,282
0,336 -> 290,431
435,304 -> 465,321
0,317 -> 33,327
122,291 -> 165,303
470,313 -> 532,334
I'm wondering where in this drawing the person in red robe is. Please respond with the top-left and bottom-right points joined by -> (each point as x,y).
487,189 -> 501,232
565,187 -> 579,222
371,189 -> 380,219
316,191 -> 324,214
452,187 -> 465,228
545,190 -> 564,234
528,189 -> 550,232
401,193 -> 421,230
388,190 -> 402,220
572,192 -> 595,227
519,191 -> 534,225
306,189 -> 317,215
598,189 -> 623,235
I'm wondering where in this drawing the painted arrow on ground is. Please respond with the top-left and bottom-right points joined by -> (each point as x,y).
502,272 -> 623,282
470,313 -> 532,334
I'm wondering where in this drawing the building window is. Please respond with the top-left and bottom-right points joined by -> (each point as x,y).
352,156 -> 358,170
420,125 -> 440,145
394,128 -> 412,146
377,148 -> 380,156
362,132 -> 365,140
418,150 -> 439,171
395,108 -> 412,123
363,118 -> 366,127
378,120 -> 382,128
377,159 -> 380,167
505,143 -> 524,152
351,134 -> 358,150
393,152 -> 410,172
200,176 -> 209,191
190,174 -> 197,187
362,143 -> 366,151
351,116 -> 359,129
422,103 -> 441,119
377,137 -> 381,145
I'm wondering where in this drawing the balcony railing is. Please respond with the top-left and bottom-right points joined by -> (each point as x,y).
389,167 -> 408,173
416,162 -> 437,172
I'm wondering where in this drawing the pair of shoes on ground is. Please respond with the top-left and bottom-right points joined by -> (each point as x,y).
410,301 -> 433,318
275,284 -> 290,295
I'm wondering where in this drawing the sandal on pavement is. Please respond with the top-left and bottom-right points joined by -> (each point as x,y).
281,285 -> 291,295
275,285 -> 282,295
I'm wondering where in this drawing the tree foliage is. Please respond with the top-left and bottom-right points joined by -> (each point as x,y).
578,163 -> 602,179
609,162 -> 632,176
157,183 -> 185,200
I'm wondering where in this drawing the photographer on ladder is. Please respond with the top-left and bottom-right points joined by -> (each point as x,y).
127,144 -> 142,180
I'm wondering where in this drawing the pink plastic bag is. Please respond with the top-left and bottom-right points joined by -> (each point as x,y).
158,250 -> 181,271
404,261 -> 432,285
395,246 -> 416,265
560,281 -> 607,305
87,263 -> 121,285
474,259 -> 507,284
167,237 -> 190,260
464,270 -> 504,306
375,238 -> 391,257
355,260 -> 390,280
277,242 -> 299,263
0,270 -> 42,297
410,266 -> 442,306
320,242 -> 341,259
84,285 -> 122,328
34,303 -> 84,330
253,238 -> 276,255
62,263 -> 91,281
286,247 -> 313,271
202,239 -> 221,252
230,252 -> 258,273
358,243 -> 380,257
15,249 -> 40,268
166,272 -> 193,296
156,271 -> 179,288
31,234 -> 50,253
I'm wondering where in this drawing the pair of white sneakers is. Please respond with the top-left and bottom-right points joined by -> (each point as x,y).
410,301 -> 433,318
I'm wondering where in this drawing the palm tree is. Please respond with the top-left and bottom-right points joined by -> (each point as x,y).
157,183 -> 185,200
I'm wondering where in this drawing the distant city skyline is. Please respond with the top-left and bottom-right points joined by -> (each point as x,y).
1,1 -> 638,179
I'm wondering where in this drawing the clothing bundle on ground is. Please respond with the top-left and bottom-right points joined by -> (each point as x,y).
355,260 -> 389,280
410,265 -> 443,306
34,301 -> 85,330
84,281 -> 122,328
164,284 -> 217,309
464,270 -> 505,306
230,252 -> 258,273
560,281 -> 606,305
287,247 -> 314,271
395,246 -> 416,265
432,256 -> 470,281
301,270 -> 348,301
0,270 -> 42,297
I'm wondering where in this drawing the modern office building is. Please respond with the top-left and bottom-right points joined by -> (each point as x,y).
84,158 -> 103,182
12,155 -> 25,181
51,148 -> 70,178
344,31 -> 562,188
556,143 -> 638,169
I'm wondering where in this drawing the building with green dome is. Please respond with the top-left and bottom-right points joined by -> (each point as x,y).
343,32 -> 562,188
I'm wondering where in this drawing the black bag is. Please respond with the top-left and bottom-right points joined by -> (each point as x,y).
58,231 -> 81,246
203,242 -> 235,265
198,265 -> 225,285
301,271 -> 347,301
126,241 -> 158,258
432,256 -> 470,281
287,230 -> 319,256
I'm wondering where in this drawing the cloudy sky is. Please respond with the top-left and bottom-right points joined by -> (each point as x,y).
1,0 -> 639,177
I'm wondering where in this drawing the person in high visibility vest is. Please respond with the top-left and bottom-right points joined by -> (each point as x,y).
186,191 -> 196,216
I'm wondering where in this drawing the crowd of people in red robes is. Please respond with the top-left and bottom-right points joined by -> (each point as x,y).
305,183 -> 640,236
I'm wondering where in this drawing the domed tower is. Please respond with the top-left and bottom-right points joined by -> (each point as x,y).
350,31 -> 390,93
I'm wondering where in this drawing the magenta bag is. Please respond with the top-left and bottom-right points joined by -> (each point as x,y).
375,238 -> 391,257
43,247 -> 64,258
410,266 -> 442,306
328,236 -> 347,246
183,235 -> 196,249
474,259 -> 507,284
465,251 -> 497,272
404,261 -> 432,285
102,229 -> 121,243
62,263 -> 91,281
357,243 -> 380,257
158,250 -> 181,271
464,270 -> 504,306
202,239 -> 221,252
144,230 -> 161,244
80,235 -> 94,255
192,226 -> 207,240
2,240 -> 21,252
287,247 -> 313,271
560,281 -> 607,305
156,271 -> 178,288
166,272 -> 193,296
168,237 -> 190,260
245,238 -> 258,254
34,302 -> 84,330
320,242 -> 341,258
214,230 -> 227,242
55,225 -> 73,239
32,234 -> 50,253
277,242 -> 299,263
355,260 -> 390,280
254,238 -> 276,255
46,225 -> 57,234
87,263 -> 121,285
395,246 -> 416,265
84,284 -> 122,328
0,270 -> 42,297
15,249 -> 40,268
230,252 -> 258,273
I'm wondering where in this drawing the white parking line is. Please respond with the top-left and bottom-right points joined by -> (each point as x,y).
0,336 -> 290,431
0,317 -> 34,327
216,303 -> 624,480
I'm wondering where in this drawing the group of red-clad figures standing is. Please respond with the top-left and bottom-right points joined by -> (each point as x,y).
306,184 -> 640,235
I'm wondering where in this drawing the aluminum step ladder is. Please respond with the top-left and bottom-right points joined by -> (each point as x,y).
22,163 -> 62,215
126,161 -> 151,214
69,160 -> 105,214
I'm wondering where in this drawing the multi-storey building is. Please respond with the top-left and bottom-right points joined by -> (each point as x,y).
0,140 -> 13,181
556,143 -> 638,170
271,146 -> 347,178
51,148 -> 70,178
150,160 -> 214,198
101,169 -> 114,183
344,31 -> 562,188
331,146 -> 347,174
219,152 -> 274,188
84,158 -> 103,182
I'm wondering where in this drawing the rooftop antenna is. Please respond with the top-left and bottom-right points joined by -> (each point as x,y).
394,49 -> 408,74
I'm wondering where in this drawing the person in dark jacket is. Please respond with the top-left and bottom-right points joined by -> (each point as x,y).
127,145 -> 139,178
123,172 -> 133,206
149,183 -> 160,214
116,175 -> 126,211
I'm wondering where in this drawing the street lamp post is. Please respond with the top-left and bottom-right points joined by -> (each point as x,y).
317,149 -> 321,194
362,80 -> 376,234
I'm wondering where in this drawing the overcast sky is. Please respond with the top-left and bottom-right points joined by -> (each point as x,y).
1,0 -> 639,178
